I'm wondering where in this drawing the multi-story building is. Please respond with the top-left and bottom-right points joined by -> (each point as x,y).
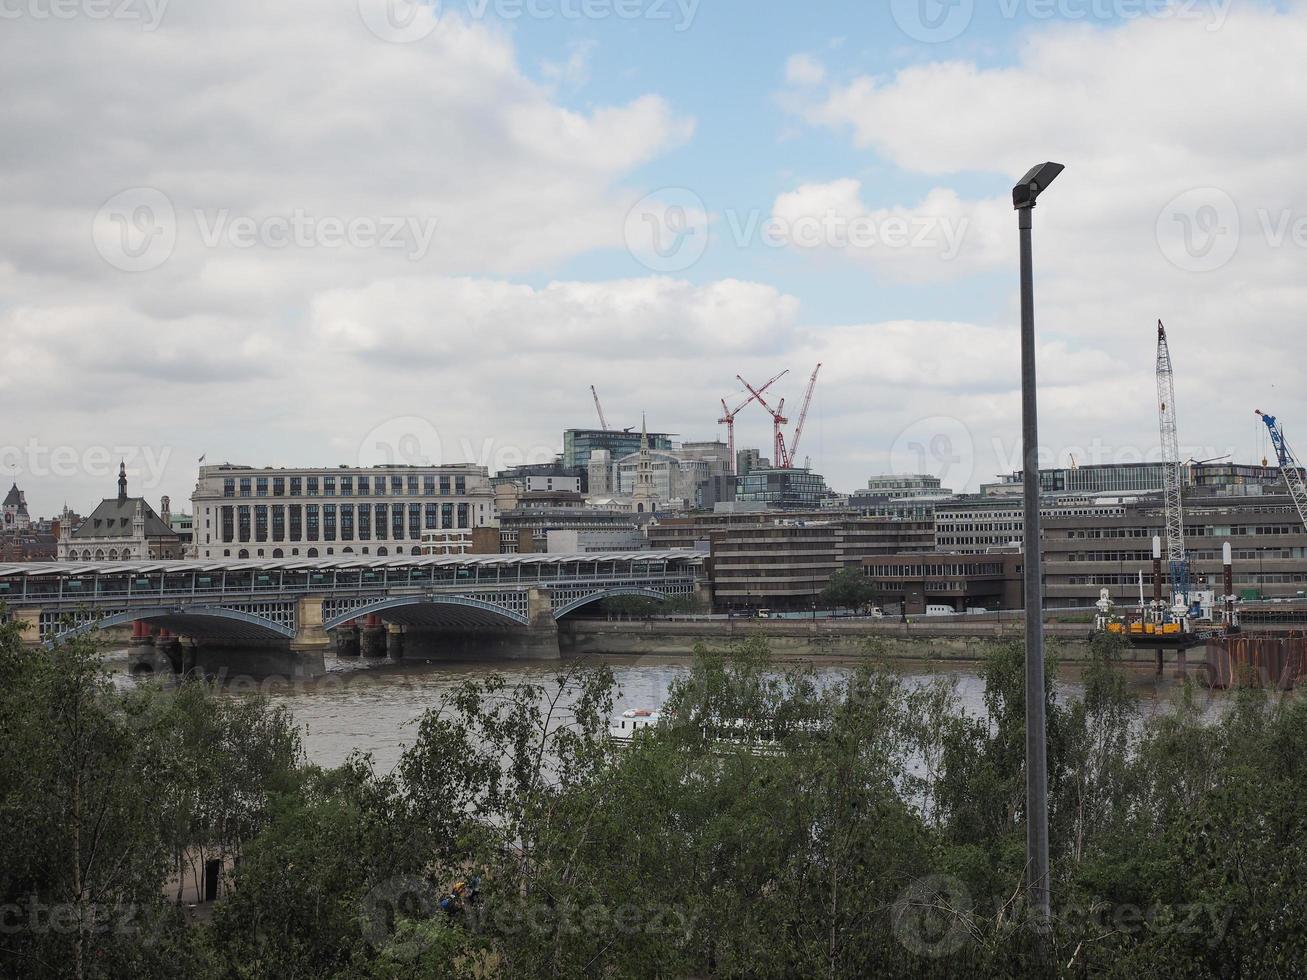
646,512 -> 935,611
735,466 -> 828,511
987,460 -> 1287,496
865,474 -> 951,498
562,428 -> 673,469
498,507 -> 643,554
1041,489 -> 1307,607
862,554 -> 1024,615
190,462 -> 494,559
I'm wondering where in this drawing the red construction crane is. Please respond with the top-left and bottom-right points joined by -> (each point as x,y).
719,370 -> 786,474
787,363 -> 822,469
738,373 -> 789,468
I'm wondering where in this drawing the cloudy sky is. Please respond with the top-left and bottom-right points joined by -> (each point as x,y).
3,0 -> 1304,517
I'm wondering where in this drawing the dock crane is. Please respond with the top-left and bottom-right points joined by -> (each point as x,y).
590,386 -> 609,432
719,371 -> 786,475
1255,410 -> 1307,532
1156,321 -> 1191,613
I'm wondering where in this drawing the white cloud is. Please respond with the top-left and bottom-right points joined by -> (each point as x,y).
784,53 -> 826,86
783,6 -> 1307,478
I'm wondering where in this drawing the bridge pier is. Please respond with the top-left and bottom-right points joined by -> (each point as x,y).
335,622 -> 361,658
386,624 -> 405,660
361,616 -> 387,658
290,594 -> 332,654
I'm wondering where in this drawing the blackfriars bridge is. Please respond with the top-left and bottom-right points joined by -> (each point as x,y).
0,551 -> 708,663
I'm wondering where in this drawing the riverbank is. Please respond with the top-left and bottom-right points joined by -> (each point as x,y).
559,617 -> 1099,662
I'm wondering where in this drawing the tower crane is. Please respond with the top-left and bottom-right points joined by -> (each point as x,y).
718,371 -> 786,475
590,386 -> 609,432
1256,410 -> 1307,532
785,363 -> 822,470
737,374 -> 788,467
1156,320 -> 1191,610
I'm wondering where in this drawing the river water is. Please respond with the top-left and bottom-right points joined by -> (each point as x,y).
104,648 -> 1227,772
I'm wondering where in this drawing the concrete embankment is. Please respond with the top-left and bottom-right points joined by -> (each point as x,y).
559,618 -> 1097,662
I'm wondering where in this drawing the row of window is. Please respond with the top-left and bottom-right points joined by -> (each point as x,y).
864,562 -> 1005,577
215,502 -> 481,544
217,546 -> 422,559
221,474 -> 473,498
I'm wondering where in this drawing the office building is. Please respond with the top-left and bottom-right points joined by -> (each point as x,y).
190,462 -> 494,559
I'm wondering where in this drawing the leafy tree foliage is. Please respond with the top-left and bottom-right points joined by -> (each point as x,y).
5,610 -> 1307,978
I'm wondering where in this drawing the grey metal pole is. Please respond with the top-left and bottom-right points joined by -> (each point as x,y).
1015,192 -> 1055,935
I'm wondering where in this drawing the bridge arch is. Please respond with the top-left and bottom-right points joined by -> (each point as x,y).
322,594 -> 529,631
45,605 -> 296,647
551,587 -> 682,620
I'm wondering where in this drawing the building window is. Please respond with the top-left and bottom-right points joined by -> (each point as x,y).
223,478 -> 235,498
255,505 -> 268,542
341,505 -> 354,541
273,477 -> 285,496
374,504 -> 387,540
358,506 -> 371,541
324,504 -> 337,541
306,505 -> 319,541
239,478 -> 251,498
440,476 -> 451,495
441,503 -> 453,529
392,507 -> 404,540
391,476 -> 404,494
221,506 -> 234,543
289,504 -> 302,541
424,476 -> 436,496
358,476 -> 370,495
237,505 -> 251,542
306,477 -> 319,496
408,504 -> 421,539
341,476 -> 353,496
455,476 -> 466,495
272,506 -> 285,542
256,477 -> 268,497
290,477 -> 302,496
425,503 -> 438,529
457,503 -> 469,528
324,477 -> 336,497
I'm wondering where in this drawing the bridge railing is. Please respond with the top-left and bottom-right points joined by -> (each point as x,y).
0,566 -> 702,607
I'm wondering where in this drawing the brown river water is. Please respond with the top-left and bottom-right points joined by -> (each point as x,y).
103,648 -> 1232,772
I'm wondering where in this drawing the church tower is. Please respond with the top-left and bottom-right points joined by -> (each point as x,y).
632,415 -> 656,514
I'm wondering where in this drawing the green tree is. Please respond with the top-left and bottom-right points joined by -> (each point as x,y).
820,566 -> 876,612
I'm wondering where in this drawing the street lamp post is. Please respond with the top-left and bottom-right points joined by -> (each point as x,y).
1013,161 -> 1063,932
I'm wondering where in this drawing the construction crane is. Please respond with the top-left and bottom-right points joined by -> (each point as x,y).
1156,320 -> 1190,608
737,373 -> 788,468
719,371 -> 786,475
786,363 -> 822,470
590,386 -> 609,432
1256,410 -> 1307,531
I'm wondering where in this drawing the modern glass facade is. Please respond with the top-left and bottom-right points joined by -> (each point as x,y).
734,467 -> 828,511
563,429 -> 672,469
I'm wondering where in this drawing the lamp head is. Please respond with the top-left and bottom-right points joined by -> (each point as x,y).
1012,162 -> 1065,209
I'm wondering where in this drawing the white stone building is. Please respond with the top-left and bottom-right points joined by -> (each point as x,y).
190,462 -> 495,559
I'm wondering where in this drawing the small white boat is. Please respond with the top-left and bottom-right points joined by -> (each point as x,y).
609,707 -> 661,742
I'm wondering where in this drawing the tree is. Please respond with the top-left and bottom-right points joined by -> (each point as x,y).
820,567 -> 877,612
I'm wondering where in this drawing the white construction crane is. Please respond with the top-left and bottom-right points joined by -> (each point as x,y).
590,385 -> 609,431
1156,321 -> 1189,605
